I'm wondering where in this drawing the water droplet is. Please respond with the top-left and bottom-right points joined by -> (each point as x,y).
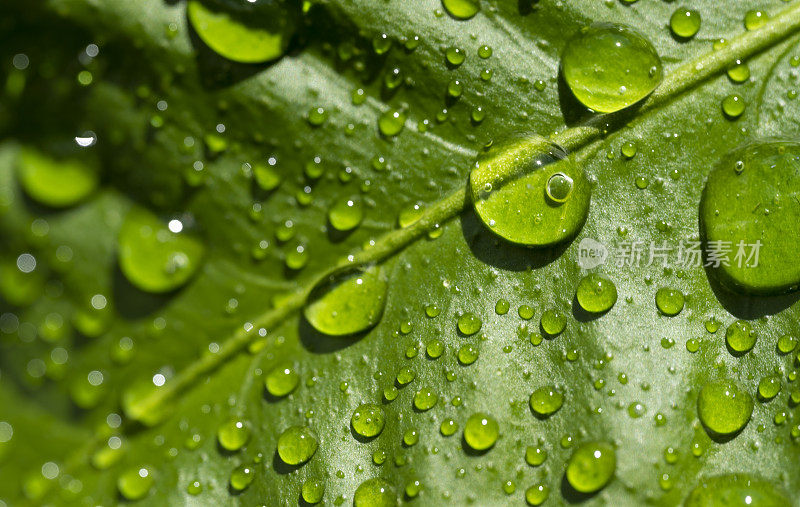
265,364 -> 299,397
299,479 -> 325,504
328,198 -> 364,232
686,474 -> 790,506
463,412 -> 498,451
655,287 -> 684,316
378,109 -> 406,137
562,23 -> 662,113
725,320 -> 757,355
670,8 -> 701,39
447,79 -> 463,97
722,94 -> 745,118
402,429 -> 419,446
529,386 -> 564,417
372,33 -> 392,55
565,442 -> 616,494
576,274 -> 618,313
470,136 -> 590,246
758,375 -> 781,401
495,298 -> 510,315
744,10 -> 768,30
186,0 -> 296,63
442,0 -> 479,20
118,208 -> 204,293
413,389 -> 438,411
217,419 -> 251,451
525,484 -> 550,505
187,480 -> 202,495
445,47 -> 466,66
426,339 -> 444,358
701,140 -> 800,294
354,477 -> 396,507
518,305 -> 534,320
17,147 -> 98,207
396,367 -> 416,385
277,426 -> 317,465
778,334 -> 797,354
540,309 -> 567,336
304,266 -> 388,336
698,380 -> 753,436
457,344 -> 479,365
727,60 -> 750,83
478,44 -> 492,58
525,445 -> 547,466
351,404 -> 385,438
229,464 -> 254,491
457,312 -> 482,335
440,418 -> 458,436
117,467 -> 153,500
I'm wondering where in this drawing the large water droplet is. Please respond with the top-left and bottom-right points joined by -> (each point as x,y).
565,442 -> 616,494
117,467 -> 153,501
697,380 -> 753,436
529,386 -> 564,417
463,412 -> 499,451
17,146 -> 98,207
217,419 -> 251,451
685,474 -> 790,506
562,23 -> 662,113
576,273 -> 618,313
441,0 -> 479,20
117,208 -> 205,293
469,135 -> 590,247
701,140 -> 800,294
304,266 -> 388,336
277,426 -> 318,465
354,477 -> 396,507
265,364 -> 299,397
229,464 -> 254,491
187,0 -> 297,63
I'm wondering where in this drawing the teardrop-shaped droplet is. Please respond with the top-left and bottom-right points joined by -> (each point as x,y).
17,146 -> 98,208
697,379 -> 753,436
562,23 -> 662,113
565,442 -> 616,494
303,266 -> 388,336
187,0 -> 298,64
117,208 -> 205,293
700,140 -> 800,294
469,135 -> 590,247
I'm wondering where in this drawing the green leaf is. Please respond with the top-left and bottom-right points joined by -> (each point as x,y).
2,0 -> 800,505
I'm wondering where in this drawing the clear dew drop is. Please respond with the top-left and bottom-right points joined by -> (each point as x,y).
117,467 -> 154,501
265,364 -> 299,397
457,312 -> 482,335
469,135 -> 591,247
16,146 -> 98,208
725,320 -> 757,354
697,379 -> 753,436
576,273 -> 618,313
378,109 -> 406,137
441,0 -> 480,20
229,464 -> 254,491
217,419 -> 251,451
685,474 -> 791,506
277,426 -> 318,465
669,8 -> 701,39
463,412 -> 499,451
328,198 -> 364,232
186,0 -> 297,63
529,386 -> 564,417
562,23 -> 662,113
565,442 -> 616,494
655,287 -> 684,316
304,266 -> 388,337
353,477 -> 396,507
351,403 -> 386,438
302,479 -> 325,504
117,208 -> 205,293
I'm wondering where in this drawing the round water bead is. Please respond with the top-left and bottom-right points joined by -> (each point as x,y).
413,389 -> 438,411
117,467 -> 154,501
576,274 -> 618,313
686,474 -> 791,506
529,386 -> 564,416
725,320 -> 756,354
469,135 -> 591,246
463,412 -> 499,451
562,23 -> 662,113
351,403 -> 385,438
722,94 -> 745,118
757,375 -> 781,401
442,0 -> 479,20
777,334 -> 797,354
17,147 -> 98,208
328,198 -> 364,231
565,442 -> 616,494
701,140 -> 800,294
265,364 -> 299,397
229,464 -> 254,491
697,380 -> 753,436
302,480 -> 325,504
217,419 -> 251,451
277,426 -> 318,465
655,288 -> 684,316
525,484 -> 550,505
354,477 -> 396,507
540,309 -> 567,336
457,312 -> 482,335
670,8 -> 701,39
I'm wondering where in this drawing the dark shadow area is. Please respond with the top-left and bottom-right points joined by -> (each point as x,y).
326,222 -> 356,244
702,424 -> 747,444
560,474 -> 598,504
571,295 -> 607,323
272,450 -> 303,475
557,70 -> 594,127
298,316 -> 365,354
518,0 -> 541,16
460,205 -> 571,273
112,262 -> 174,320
